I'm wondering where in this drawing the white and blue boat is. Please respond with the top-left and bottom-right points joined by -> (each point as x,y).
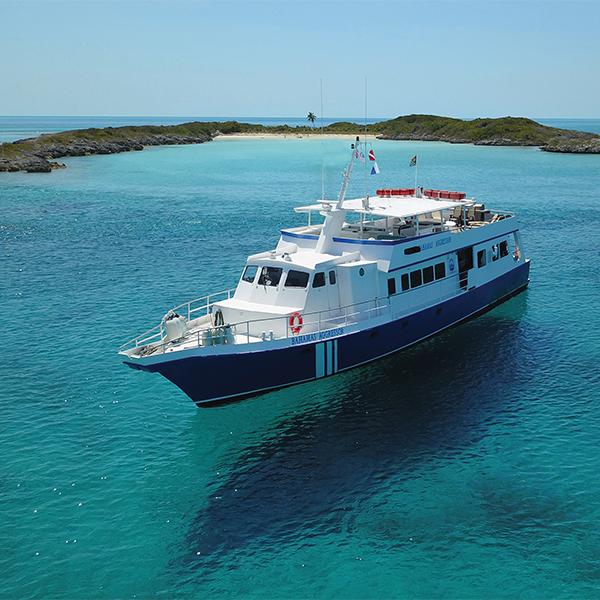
119,138 -> 530,405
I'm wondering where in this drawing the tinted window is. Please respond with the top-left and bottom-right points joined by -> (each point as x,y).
500,241 -> 509,258
258,266 -> 283,286
410,270 -> 422,288
423,266 -> 434,284
492,244 -> 499,261
285,270 -> 309,288
387,278 -> 396,295
329,270 -> 336,285
477,249 -> 487,268
313,272 -> 326,288
401,273 -> 410,291
404,246 -> 421,255
242,265 -> 258,283
434,262 -> 446,279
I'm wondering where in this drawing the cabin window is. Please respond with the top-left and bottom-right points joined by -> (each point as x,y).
434,262 -> 446,280
492,244 -> 499,261
258,266 -> 283,287
242,265 -> 258,283
410,270 -> 422,288
500,241 -> 509,258
329,270 -> 336,285
404,246 -> 421,255
285,270 -> 309,288
477,249 -> 487,268
423,266 -> 434,284
387,278 -> 396,295
313,272 -> 326,288
401,273 -> 409,291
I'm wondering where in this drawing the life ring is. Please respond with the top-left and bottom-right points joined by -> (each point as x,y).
289,312 -> 303,334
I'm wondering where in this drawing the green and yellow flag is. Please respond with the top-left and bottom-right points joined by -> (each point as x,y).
410,155 -> 417,167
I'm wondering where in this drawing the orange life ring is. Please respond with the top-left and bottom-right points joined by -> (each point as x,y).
289,312 -> 303,334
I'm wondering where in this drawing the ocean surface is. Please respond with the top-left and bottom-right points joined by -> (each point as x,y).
2,117 -> 600,599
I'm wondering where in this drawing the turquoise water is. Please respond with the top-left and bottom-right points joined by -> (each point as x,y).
2,123 -> 600,599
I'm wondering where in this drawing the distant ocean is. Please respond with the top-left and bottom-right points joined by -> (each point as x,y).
2,116 -> 600,599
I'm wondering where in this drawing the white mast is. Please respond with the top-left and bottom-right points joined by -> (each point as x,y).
316,138 -> 360,254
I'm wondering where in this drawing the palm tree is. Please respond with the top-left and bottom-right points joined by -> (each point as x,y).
307,112 -> 316,128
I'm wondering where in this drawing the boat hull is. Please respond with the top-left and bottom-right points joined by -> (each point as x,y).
125,261 -> 530,405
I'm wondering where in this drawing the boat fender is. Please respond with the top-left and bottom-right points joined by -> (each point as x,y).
290,312 -> 303,335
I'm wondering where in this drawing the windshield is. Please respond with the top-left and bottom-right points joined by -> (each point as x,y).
258,266 -> 283,287
242,265 -> 258,283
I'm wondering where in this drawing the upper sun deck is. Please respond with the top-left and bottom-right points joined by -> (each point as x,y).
288,189 -> 513,244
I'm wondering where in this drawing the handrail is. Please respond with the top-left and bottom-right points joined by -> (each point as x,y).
118,288 -> 236,353
120,273 -> 465,356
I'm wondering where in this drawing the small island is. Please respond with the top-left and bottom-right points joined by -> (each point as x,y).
1,115 -> 599,173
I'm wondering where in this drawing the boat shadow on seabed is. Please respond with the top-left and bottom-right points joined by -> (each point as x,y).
166,294 -> 562,574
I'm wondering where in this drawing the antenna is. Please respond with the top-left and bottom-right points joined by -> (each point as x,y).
364,76 -> 368,199
321,78 -> 325,201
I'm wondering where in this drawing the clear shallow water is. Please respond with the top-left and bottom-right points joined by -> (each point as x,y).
2,122 -> 600,599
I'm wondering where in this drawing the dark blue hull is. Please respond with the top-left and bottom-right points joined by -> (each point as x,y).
127,262 -> 530,405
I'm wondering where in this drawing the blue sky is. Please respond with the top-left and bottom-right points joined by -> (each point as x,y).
1,1 -> 599,119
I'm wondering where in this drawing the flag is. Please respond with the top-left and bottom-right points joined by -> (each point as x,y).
355,149 -> 365,162
369,149 -> 376,161
410,155 -> 417,167
370,162 -> 380,175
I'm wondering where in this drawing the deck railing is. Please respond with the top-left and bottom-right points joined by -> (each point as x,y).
118,288 -> 235,354
120,270 -> 469,357
119,293 -> 393,356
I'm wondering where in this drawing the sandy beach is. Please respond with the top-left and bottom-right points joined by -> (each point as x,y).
214,132 -> 367,140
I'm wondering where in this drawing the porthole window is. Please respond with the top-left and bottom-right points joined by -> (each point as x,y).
359,267 -> 365,277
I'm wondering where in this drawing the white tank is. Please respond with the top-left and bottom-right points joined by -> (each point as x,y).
164,315 -> 188,341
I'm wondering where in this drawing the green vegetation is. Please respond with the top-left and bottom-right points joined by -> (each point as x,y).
2,115 -> 599,173
368,114 -> 589,146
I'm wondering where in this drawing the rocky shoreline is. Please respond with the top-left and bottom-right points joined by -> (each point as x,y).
1,116 -> 599,173
0,129 -> 214,173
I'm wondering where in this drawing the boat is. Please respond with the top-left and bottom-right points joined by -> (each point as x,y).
119,138 -> 530,405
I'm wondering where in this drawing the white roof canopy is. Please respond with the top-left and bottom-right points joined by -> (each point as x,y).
295,195 -> 474,220
294,196 -> 475,219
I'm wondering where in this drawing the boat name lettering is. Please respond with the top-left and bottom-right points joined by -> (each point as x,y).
435,235 -> 452,247
292,333 -> 318,345
291,328 -> 344,346
319,327 -> 344,340
420,241 -> 434,251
